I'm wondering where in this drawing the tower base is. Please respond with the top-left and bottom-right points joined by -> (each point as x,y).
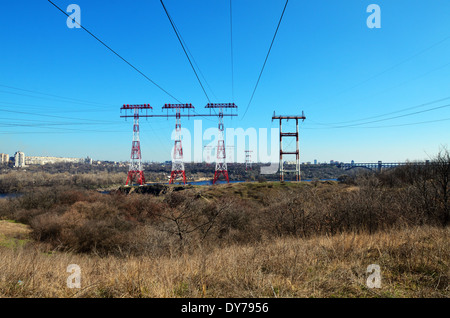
126,170 -> 145,186
169,170 -> 186,184
213,170 -> 229,184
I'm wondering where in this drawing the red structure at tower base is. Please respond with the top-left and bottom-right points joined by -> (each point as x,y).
169,170 -> 186,184
213,170 -> 229,184
126,170 -> 145,186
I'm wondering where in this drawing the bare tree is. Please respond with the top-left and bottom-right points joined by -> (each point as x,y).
432,146 -> 450,226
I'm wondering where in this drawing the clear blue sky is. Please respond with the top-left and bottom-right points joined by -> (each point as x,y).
0,0 -> 449,163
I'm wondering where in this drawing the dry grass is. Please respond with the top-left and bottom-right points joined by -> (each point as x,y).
0,225 -> 447,298
0,220 -> 31,238
0,220 -> 32,249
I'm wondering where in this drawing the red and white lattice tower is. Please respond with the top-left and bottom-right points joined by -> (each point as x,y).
163,103 -> 194,184
205,103 -> 237,184
120,104 -> 152,186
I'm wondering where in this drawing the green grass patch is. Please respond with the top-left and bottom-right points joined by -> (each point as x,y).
0,234 -> 30,249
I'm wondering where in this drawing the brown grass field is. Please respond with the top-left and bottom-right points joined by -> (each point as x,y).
0,210 -> 448,298
0,153 -> 449,298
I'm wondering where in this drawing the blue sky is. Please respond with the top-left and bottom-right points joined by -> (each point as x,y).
0,0 -> 449,163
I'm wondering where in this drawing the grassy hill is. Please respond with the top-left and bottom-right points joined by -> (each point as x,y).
0,173 -> 448,297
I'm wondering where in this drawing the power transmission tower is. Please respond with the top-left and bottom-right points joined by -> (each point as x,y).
120,104 -> 153,185
162,103 -> 195,184
205,103 -> 237,184
204,145 -> 213,166
245,150 -> 253,171
272,111 -> 306,182
121,103 -> 237,185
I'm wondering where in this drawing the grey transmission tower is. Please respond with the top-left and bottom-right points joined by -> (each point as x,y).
272,111 -> 306,181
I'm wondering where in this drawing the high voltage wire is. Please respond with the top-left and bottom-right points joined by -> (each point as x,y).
304,102 -> 450,129
320,59 -> 450,116
309,33 -> 450,108
241,0 -> 289,119
0,130 -> 123,135
172,20 -> 218,101
351,117 -> 450,129
309,96 -> 450,126
230,0 -> 234,102
159,0 -> 211,104
159,6 -> 218,102
0,122 -> 124,128
0,116 -> 121,125
0,100 -> 113,114
0,89 -> 112,110
0,106 -> 118,123
335,103 -> 450,128
0,84 -> 112,108
303,117 -> 450,130
47,0 -> 182,103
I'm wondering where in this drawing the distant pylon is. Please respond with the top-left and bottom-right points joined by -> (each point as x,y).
120,104 -> 152,185
245,150 -> 253,171
204,145 -> 213,166
205,103 -> 237,184
163,103 -> 194,184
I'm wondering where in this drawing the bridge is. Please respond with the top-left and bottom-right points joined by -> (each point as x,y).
335,160 -> 430,172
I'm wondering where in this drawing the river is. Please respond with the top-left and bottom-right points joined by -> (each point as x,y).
166,178 -> 337,186
0,193 -> 22,199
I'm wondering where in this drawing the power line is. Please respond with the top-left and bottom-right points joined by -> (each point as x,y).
309,96 -> 450,126
304,117 -> 450,130
0,106 -> 118,123
0,100 -> 113,114
321,59 -> 450,115
336,103 -> 450,128
47,0 -> 182,103
0,116 -> 123,126
305,102 -> 450,129
0,84 -> 112,108
0,129 -> 123,135
352,117 -> 450,129
230,0 -> 234,102
159,0 -> 211,103
0,89 -> 113,110
242,0 -> 289,119
174,24 -> 218,101
0,122 -> 124,128
309,34 -> 450,107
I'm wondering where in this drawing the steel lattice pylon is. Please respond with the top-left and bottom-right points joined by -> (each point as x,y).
170,110 -> 186,184
163,104 -> 194,184
205,103 -> 237,184
272,111 -> 306,182
120,103 -> 237,185
120,104 -> 152,186
245,150 -> 253,171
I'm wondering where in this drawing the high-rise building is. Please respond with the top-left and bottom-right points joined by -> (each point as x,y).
14,151 -> 25,168
0,153 -> 9,164
314,159 -> 317,165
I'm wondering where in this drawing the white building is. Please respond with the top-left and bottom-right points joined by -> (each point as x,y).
24,156 -> 94,165
14,151 -> 25,168
0,153 -> 9,164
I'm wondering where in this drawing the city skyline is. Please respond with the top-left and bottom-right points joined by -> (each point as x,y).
0,1 -> 449,164
0,148 -> 436,167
